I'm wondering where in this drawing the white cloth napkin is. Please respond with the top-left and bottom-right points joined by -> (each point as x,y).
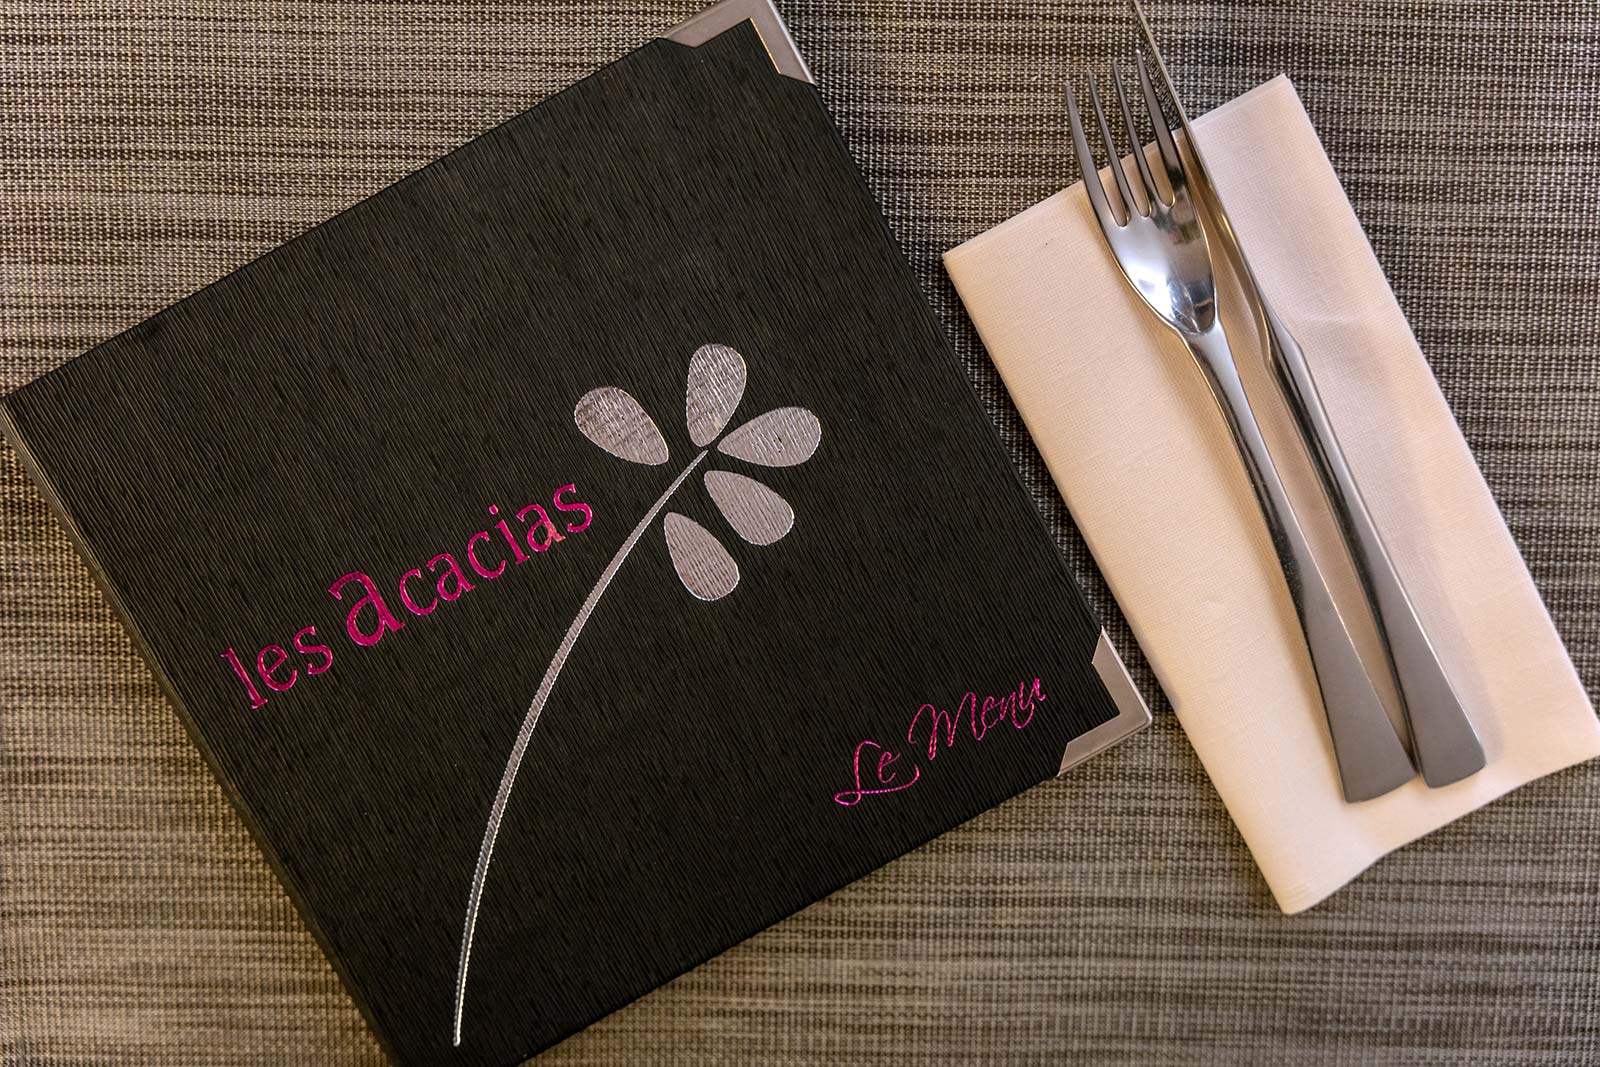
944,75 -> 1600,913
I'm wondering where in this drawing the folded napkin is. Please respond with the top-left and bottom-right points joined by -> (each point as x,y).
945,75 -> 1600,913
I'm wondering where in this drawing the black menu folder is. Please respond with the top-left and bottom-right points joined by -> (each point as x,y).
0,2 -> 1148,1063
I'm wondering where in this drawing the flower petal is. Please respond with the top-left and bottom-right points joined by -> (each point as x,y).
685,343 -> 747,447
574,387 -> 669,465
663,513 -> 740,601
716,407 -> 821,467
704,470 -> 794,546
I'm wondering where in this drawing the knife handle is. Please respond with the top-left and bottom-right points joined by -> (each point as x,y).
1265,308 -> 1486,787
1187,325 -> 1415,802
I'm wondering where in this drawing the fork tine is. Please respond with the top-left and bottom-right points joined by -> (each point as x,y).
1085,72 -> 1138,224
1137,53 -> 1184,199
1065,83 -> 1123,235
1110,60 -> 1158,214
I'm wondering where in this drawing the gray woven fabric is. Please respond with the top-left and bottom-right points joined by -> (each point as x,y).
3,1 -> 1596,1063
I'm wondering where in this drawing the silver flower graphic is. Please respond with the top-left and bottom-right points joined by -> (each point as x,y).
452,343 -> 821,1044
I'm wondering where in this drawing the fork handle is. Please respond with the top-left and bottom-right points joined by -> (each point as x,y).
1186,325 -> 1415,802
1265,310 -> 1486,786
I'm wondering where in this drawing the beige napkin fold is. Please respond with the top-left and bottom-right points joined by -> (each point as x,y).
944,75 -> 1600,913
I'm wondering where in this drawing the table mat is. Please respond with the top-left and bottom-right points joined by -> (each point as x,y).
4,2 -> 1597,1063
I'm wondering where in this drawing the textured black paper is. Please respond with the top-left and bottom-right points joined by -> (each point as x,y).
1,22 -> 1118,1066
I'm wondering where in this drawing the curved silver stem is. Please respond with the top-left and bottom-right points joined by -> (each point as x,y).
452,449 -> 707,1047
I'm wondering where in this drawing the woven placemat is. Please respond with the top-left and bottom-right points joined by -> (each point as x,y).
3,2 -> 1596,1063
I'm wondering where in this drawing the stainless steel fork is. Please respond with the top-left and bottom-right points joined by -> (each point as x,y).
1066,61 -> 1415,801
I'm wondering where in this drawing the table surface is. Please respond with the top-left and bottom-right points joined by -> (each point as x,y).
3,2 -> 1596,1064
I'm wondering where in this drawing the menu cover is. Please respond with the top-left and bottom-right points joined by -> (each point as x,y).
0,3 -> 1148,1063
